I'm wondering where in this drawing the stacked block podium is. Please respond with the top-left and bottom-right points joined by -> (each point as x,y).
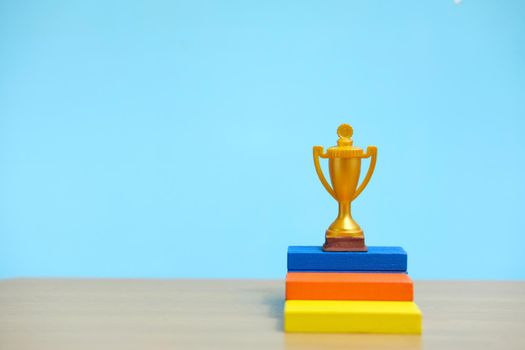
284,246 -> 422,334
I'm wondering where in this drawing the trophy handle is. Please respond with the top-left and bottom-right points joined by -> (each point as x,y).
353,146 -> 377,200
313,146 -> 337,200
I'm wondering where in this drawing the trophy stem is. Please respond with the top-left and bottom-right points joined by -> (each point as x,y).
323,200 -> 368,252
338,201 -> 351,220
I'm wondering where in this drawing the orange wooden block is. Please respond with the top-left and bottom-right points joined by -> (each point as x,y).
286,272 -> 413,301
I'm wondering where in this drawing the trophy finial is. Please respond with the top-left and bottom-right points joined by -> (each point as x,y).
337,123 -> 354,147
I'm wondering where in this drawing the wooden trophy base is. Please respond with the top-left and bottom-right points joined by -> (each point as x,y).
323,237 -> 368,252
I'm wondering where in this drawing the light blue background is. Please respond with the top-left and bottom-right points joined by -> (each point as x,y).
1,0 -> 524,279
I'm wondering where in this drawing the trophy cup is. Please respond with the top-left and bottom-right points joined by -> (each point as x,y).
313,123 -> 377,252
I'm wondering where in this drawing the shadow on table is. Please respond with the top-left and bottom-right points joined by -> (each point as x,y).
262,291 -> 285,331
283,333 -> 421,350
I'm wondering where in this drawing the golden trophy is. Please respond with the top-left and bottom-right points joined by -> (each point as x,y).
313,123 -> 377,252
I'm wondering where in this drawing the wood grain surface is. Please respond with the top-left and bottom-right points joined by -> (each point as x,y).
0,279 -> 524,350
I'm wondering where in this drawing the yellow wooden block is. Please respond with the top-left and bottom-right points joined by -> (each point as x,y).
284,300 -> 422,334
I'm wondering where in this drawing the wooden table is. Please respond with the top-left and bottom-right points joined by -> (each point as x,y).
0,279 -> 524,350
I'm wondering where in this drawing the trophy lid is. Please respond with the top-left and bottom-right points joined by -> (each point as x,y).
325,124 -> 365,158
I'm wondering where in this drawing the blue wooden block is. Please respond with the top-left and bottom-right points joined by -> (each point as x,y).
287,246 -> 407,272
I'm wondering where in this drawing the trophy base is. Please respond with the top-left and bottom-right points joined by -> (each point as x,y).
323,237 -> 368,252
